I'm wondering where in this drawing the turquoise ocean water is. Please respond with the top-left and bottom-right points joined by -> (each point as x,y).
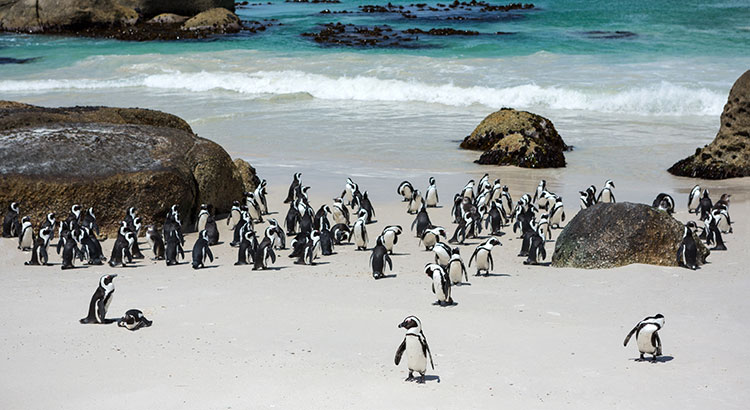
1,0 -> 749,201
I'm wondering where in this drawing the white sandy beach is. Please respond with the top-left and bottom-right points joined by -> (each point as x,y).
0,177 -> 749,410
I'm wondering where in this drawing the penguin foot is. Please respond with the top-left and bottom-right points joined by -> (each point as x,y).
418,374 -> 426,384
405,372 -> 414,382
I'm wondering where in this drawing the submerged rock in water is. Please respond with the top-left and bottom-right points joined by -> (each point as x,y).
580,30 -> 637,39
0,101 -> 256,235
668,70 -> 750,179
357,1 -> 534,21
551,202 -> 710,269
460,108 -> 569,168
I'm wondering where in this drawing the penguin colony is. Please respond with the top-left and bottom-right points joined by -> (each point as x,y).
1,174 -> 735,379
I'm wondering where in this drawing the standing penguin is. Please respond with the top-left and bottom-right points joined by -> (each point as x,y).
369,237 -> 393,279
469,237 -> 502,276
425,177 -> 439,207
253,234 -> 277,270
597,180 -> 616,203
419,226 -> 446,251
296,230 -> 321,265
461,179 -> 475,200
353,210 -> 369,251
284,172 -> 302,204
359,192 -> 376,224
235,230 -> 257,266
704,213 -> 727,251
227,201 -> 242,230
165,230 -> 184,266
687,185 -> 701,214
2,202 -> 21,238
191,230 -> 214,269
81,207 -> 99,235
447,247 -> 468,285
79,274 -> 117,324
109,225 -> 133,267
118,309 -> 153,331
696,189 -> 713,220
677,224 -> 700,270
331,198 -> 350,226
432,242 -> 452,267
484,200 -> 506,235
77,227 -> 105,265
394,316 -> 435,384
146,225 -> 165,260
196,204 -> 210,232
379,225 -> 402,254
397,181 -> 415,202
425,263 -> 453,306
57,230 -> 82,270
40,212 -> 56,242
623,314 -> 665,362
204,213 -> 220,246
25,227 -> 51,266
254,179 -> 269,215
548,200 -> 566,229
533,180 -> 546,206
17,216 -> 34,251
411,204 -> 432,238
523,226 -> 547,265
407,190 -> 424,215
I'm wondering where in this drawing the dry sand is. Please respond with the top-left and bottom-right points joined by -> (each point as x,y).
0,177 -> 748,410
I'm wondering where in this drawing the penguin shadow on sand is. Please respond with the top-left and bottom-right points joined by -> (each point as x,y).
432,301 -> 459,308
478,272 -> 511,278
631,355 -> 674,364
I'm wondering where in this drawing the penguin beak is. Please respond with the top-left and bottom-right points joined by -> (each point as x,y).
109,274 -> 118,279
398,322 -> 405,328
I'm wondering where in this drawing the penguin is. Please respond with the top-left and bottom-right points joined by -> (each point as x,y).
253,235 -> 277,270
130,216 -> 145,259
425,177 -> 439,207
469,237 -> 502,276
40,212 -> 56,241
432,242 -> 452,267
342,177 -> 359,206
235,230 -> 257,266
2,202 -> 21,237
369,237 -> 393,279
25,227 -> 51,266
284,201 -> 300,235
204,213 -> 220,246
458,180 -> 473,201
579,190 -> 595,209
77,226 -> 105,265
548,200 -> 566,229
712,208 -> 732,234
448,213 -> 474,244
695,189 -> 712,220
537,214 -> 552,241
284,172 -> 302,203
394,316 -> 434,384
314,205 -> 332,231
124,206 -> 137,231
295,184 -> 311,204
451,194 -> 464,224
57,229 -> 82,270
109,230 -> 135,268
165,230 -> 185,266
196,204 -> 210,232
118,309 -> 152,331
687,185 -> 701,214
484,200 -> 506,235
597,180 -> 616,203
623,314 -> 665,362
477,173 -> 491,197
425,263 -> 453,306
254,179 -> 269,215
65,204 -> 82,230
704,213 -> 727,251
380,225 -> 402,254
331,223 -> 351,244
297,203 -> 314,234
17,216 -> 34,251
296,230 -> 321,265
447,247 -> 468,285
533,180 -> 546,206
397,181 -> 415,202
319,228 -> 335,256
490,179 -> 503,202
677,225 -> 699,270
268,219 -> 287,250
81,207 -> 99,235
411,203 -> 432,238
331,197 -> 350,225
419,226 -> 446,251
523,225 -> 547,265
539,191 -> 560,211
146,225 -> 165,260
500,186 -> 513,217
289,231 -> 308,259
353,210 -> 369,250
79,274 -> 117,324
714,193 -> 731,210
191,230 -> 214,269
359,191 -> 376,224
163,206 -> 184,246
653,193 -> 675,214
227,201 -> 242,230
245,192 -> 264,223
231,209 -> 253,247
474,190 -> 492,212
407,189 -> 424,215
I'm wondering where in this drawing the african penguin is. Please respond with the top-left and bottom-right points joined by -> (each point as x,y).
254,235 -> 277,270
284,172 -> 302,204
25,227 -> 51,266
81,207 -> 99,235
447,247 -> 468,285
235,230 -> 257,266
548,200 -> 566,229
380,225 -> 402,254
523,225 -> 547,265
397,180 -> 415,202
623,314 -> 665,362
407,189 -> 424,214
353,210 -> 369,250
369,237 -> 393,279
432,242 -> 452,267
425,177 -> 439,207
597,180 -> 616,203
196,204 -> 210,232
469,237 -> 502,276
146,225 -> 165,260
419,226 -> 446,251
687,185 -> 701,214
696,189 -> 712,220
18,216 -> 34,251
227,201 -> 242,230
57,230 -> 82,270
677,224 -> 700,270
191,230 -> 214,269
165,230 -> 185,266
2,202 -> 21,237
425,263 -> 453,306
118,309 -> 153,331
411,203 -> 432,238
331,223 -> 351,244
79,274 -> 117,324
394,316 -> 434,384
331,198 -> 350,225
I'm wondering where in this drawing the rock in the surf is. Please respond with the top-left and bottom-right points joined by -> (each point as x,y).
668,70 -> 750,179
460,108 -> 569,168
0,0 -> 138,32
551,202 -> 709,269
181,8 -> 240,33
0,101 -> 250,235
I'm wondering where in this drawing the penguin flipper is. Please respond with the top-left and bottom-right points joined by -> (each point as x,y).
623,325 -> 638,347
677,243 -> 685,265
421,335 -> 435,370
395,338 -> 406,366
385,254 -> 393,271
269,248 -> 276,264
488,252 -> 494,271
468,248 -> 478,267
652,331 -> 661,354
540,245 -> 547,262
207,247 -> 214,263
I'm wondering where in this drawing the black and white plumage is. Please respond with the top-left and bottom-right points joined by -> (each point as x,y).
118,309 -> 153,331
579,190 -> 595,209
533,180 -> 546,207
25,227 -> 51,266
17,216 -> 33,251
77,226 -> 105,265
425,177 -> 439,207
394,316 -> 434,384
331,223 -> 351,244
411,204 -> 432,238
254,236 -> 277,270
2,202 -> 21,238
461,179 -> 476,200
419,226 -> 446,251
79,274 -> 117,324
146,225 -> 165,260
235,230 -> 257,266
165,230 -> 185,266
342,177 -> 359,206
191,230 -> 214,269
227,201 -> 242,230
687,184 -> 701,214
81,207 -> 99,235
196,204 -> 210,232
711,208 -> 732,234
245,192 -> 264,223
314,205 -> 332,231
677,225 -> 700,270
704,212 -> 727,251
483,200 -> 506,235
623,314 -> 665,362
523,226 -> 547,265
369,237 -> 393,279
653,193 -> 675,214
447,247 -> 468,285
425,263 -> 453,306
296,230 -> 321,265
469,237 -> 502,276
548,200 -> 566,229
407,189 -> 423,214
432,242 -> 452,267
331,198 -> 350,225
319,228 -> 335,256
358,191 -> 376,224
353,210 -> 369,251
163,206 -> 184,246
284,172 -> 302,204
40,212 -> 56,242
397,180 -> 415,202
109,224 -> 134,267
597,180 -> 616,203
696,189 -> 712,221
379,225 -> 402,254
57,230 -> 82,270
255,179 -> 269,215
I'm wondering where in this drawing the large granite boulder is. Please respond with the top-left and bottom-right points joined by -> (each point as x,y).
460,108 -> 569,168
669,70 -> 750,179
181,7 -> 240,32
551,202 -> 709,269
0,101 -> 254,235
0,0 -> 138,31
120,0 -> 234,18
